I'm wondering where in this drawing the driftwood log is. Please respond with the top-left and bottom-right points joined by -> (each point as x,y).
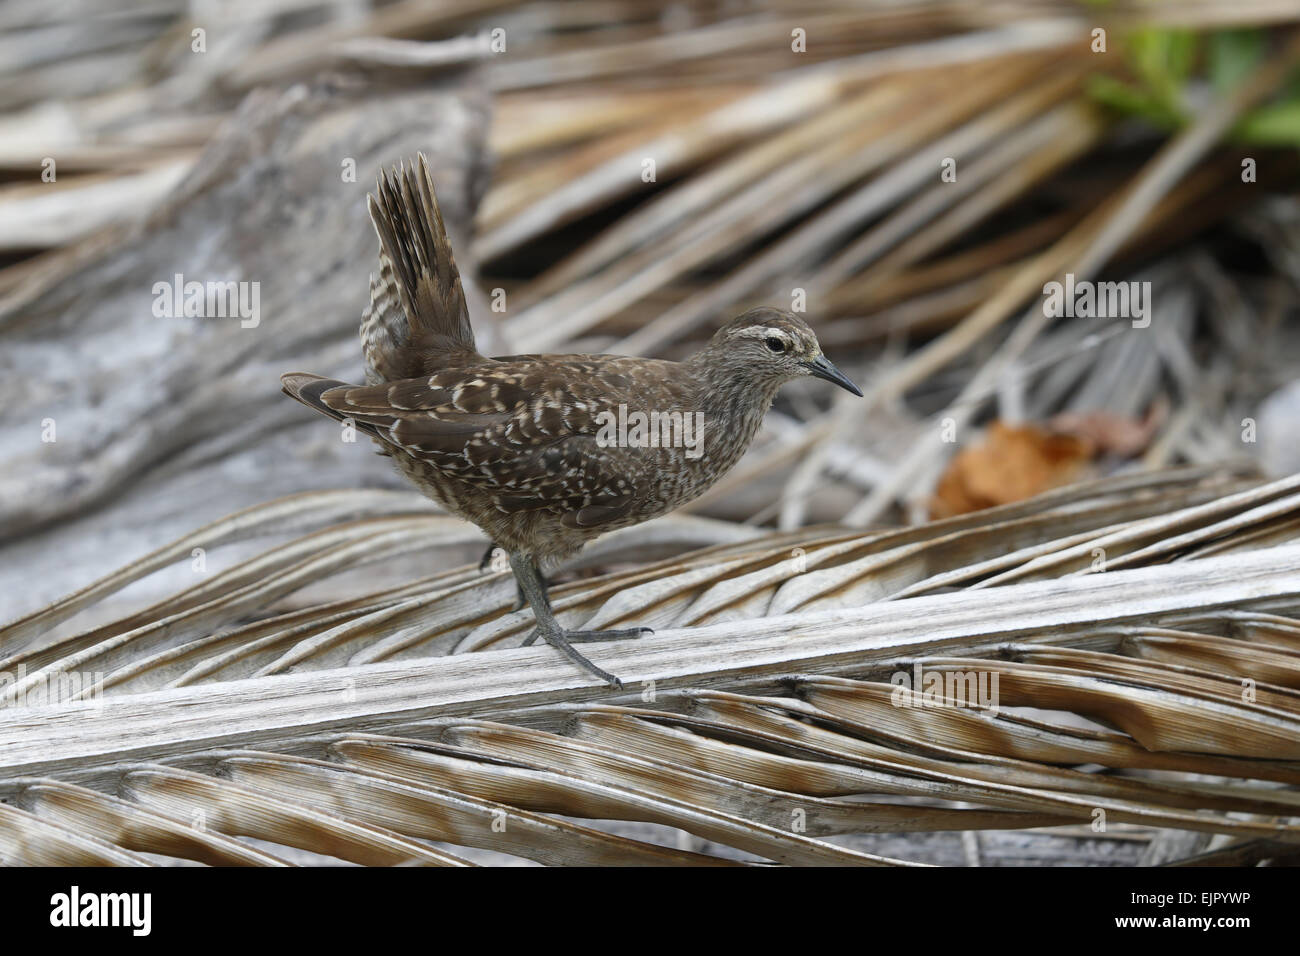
0,72 -> 495,621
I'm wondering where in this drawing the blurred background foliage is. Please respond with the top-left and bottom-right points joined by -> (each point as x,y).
1088,24 -> 1300,144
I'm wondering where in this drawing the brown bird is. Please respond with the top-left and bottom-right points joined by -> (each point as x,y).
282,155 -> 861,687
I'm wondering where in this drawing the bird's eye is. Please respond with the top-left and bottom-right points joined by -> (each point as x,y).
765,337 -> 786,353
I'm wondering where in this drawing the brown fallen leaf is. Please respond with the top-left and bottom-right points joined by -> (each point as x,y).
931,421 -> 1094,517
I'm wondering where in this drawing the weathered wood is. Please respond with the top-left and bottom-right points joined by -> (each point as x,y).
2,543 -> 1297,785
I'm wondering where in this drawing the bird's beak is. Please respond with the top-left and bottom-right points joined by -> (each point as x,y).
802,354 -> 863,397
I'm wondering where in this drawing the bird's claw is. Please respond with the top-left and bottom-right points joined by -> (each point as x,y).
521,624 -> 651,688
522,625 -> 651,646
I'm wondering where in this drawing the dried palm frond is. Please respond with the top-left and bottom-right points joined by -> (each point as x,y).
3,466 -> 1299,865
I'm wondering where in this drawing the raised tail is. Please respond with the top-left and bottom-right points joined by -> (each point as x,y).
362,153 -> 479,382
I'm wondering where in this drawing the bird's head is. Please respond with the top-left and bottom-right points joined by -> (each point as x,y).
702,307 -> 862,397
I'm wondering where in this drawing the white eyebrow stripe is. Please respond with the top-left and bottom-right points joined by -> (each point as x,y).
737,326 -> 786,339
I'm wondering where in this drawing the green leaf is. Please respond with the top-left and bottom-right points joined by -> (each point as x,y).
1086,75 -> 1184,129
1128,27 -> 1197,102
1209,29 -> 1267,93
1235,100 -> 1300,147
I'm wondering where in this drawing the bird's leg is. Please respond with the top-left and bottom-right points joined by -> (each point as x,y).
480,544 -> 535,609
509,553 -> 650,688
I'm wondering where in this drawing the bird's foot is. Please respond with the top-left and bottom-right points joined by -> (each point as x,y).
522,625 -> 653,688
566,626 -> 654,643
522,625 -> 652,646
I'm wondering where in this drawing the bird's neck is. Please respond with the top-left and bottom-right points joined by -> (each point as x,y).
687,345 -> 783,399
685,349 -> 784,456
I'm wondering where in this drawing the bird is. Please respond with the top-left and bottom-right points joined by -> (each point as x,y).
281,154 -> 862,688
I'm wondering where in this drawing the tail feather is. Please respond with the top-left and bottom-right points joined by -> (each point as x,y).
281,372 -> 400,444
279,371 -> 362,423
363,153 -> 477,381
280,371 -> 343,416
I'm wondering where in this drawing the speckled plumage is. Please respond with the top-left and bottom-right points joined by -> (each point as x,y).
282,154 -> 861,685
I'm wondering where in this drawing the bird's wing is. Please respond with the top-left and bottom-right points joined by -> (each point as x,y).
361,153 -> 480,382
297,361 -> 689,529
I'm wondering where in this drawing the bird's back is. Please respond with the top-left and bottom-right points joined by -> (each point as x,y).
283,348 -> 730,559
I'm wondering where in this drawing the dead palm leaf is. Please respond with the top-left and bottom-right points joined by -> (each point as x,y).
3,467 -> 1300,865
